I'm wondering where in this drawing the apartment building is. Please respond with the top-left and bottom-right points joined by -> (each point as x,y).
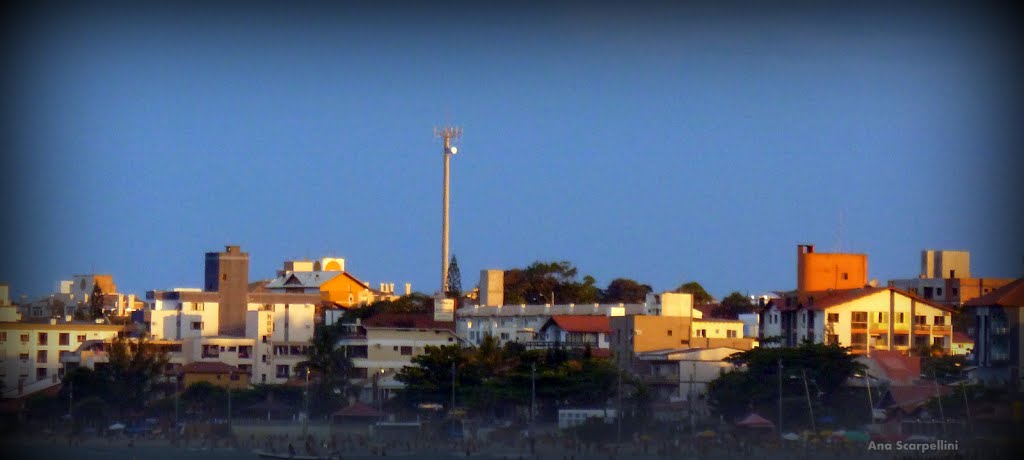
964,277 -> 1024,390
888,250 -> 1014,307
336,312 -> 460,404
0,318 -> 122,398
760,287 -> 954,354
634,347 -> 743,402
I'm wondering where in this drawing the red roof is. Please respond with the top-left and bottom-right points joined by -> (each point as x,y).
773,287 -> 955,313
180,361 -> 242,375
869,350 -> 921,385
964,278 -> 1024,308
362,313 -> 454,331
887,384 -> 952,412
332,402 -> 383,417
736,413 -> 775,428
952,332 -> 973,344
549,315 -> 611,333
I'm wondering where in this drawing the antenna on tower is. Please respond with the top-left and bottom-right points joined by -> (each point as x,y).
435,125 -> 462,298
832,209 -> 846,253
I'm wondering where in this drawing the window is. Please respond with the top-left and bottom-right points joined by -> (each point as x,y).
261,374 -> 267,383
36,368 -> 47,380
191,322 -> 203,330
894,334 -> 909,346
238,364 -> 252,374
222,273 -> 227,281
841,272 -> 849,280
897,313 -> 905,324
923,287 -> 933,299
696,329 -> 707,338
276,365 -> 290,378
36,350 -> 47,363
827,313 -> 839,323
202,345 -> 219,358
77,334 -> 86,342
228,346 -> 236,352
933,316 -> 945,326
0,332 -> 5,342
400,346 -> 413,356
193,303 -> 204,311
914,315 -> 927,325
667,330 -> 673,336
239,346 -> 252,358
20,334 -> 28,343
851,312 -> 867,322
19,353 -> 29,361
951,287 -> 959,297
500,332 -> 509,340
37,333 -> 48,346
727,330 -> 737,338
59,333 -> 70,346
826,334 -> 839,345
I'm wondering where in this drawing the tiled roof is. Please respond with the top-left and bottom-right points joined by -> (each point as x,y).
770,287 -> 955,313
952,332 -> 973,344
266,271 -> 345,289
548,315 -> 611,333
868,350 -> 921,385
333,402 -> 383,417
457,304 -> 646,317
886,384 -> 952,412
963,278 -> 1024,308
180,361 -> 242,375
362,313 -> 454,331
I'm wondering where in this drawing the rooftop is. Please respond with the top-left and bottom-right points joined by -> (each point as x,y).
963,277 -> 1024,308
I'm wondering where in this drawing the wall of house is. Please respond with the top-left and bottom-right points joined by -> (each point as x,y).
320,274 -> 372,307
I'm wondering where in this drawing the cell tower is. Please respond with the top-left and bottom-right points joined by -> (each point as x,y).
435,126 -> 462,297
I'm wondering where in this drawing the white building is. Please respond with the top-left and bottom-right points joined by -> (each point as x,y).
759,287 -> 954,354
1,318 -> 123,398
635,347 -> 742,402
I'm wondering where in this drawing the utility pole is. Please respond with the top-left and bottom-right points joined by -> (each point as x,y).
302,368 -> 310,438
68,380 -> 73,422
931,370 -> 946,436
689,361 -> 696,435
435,126 -> 462,296
777,359 -> 783,435
450,362 -> 457,413
616,369 -> 622,445
801,369 -> 815,432
530,362 -> 536,427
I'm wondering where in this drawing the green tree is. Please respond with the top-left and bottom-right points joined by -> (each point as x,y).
181,381 -> 227,418
300,323 -> 354,416
707,342 -> 863,423
101,334 -> 170,416
601,278 -> 653,303
673,282 -> 714,304
716,291 -> 755,318
504,261 -> 601,305
89,284 -> 104,320
343,292 -> 435,321
445,255 -> 462,300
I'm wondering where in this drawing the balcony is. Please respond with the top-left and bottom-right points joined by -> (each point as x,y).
851,322 -> 868,331
523,340 -> 598,350
645,373 -> 680,384
913,324 -> 931,334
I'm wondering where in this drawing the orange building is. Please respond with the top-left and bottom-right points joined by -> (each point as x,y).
796,244 -> 868,293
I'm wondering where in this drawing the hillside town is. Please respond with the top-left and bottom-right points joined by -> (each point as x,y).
1,243 -> 1021,459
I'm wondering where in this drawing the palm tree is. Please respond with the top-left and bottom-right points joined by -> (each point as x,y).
301,324 -> 353,415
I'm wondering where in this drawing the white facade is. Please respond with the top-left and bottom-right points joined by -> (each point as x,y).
637,347 -> 742,401
761,288 -> 953,353
456,292 -> 695,346
145,297 -> 221,341
1,320 -> 122,398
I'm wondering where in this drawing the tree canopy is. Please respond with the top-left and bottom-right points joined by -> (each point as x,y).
503,261 -> 602,305
601,278 -> 653,303
706,342 -> 863,423
673,282 -> 714,304
714,291 -> 755,318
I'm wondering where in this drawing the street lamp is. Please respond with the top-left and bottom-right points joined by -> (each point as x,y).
377,369 -> 386,413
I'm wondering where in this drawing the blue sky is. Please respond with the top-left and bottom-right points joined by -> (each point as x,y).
3,2 -> 1022,302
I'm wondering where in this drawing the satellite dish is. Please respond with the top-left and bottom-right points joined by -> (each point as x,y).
449,146 -> 458,155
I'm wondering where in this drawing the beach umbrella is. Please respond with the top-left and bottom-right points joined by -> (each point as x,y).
844,431 -> 870,442
782,432 -> 800,441
696,430 -> 716,438
108,423 -> 126,430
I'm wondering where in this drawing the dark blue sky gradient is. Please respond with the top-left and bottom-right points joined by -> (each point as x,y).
3,1 -> 1022,301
